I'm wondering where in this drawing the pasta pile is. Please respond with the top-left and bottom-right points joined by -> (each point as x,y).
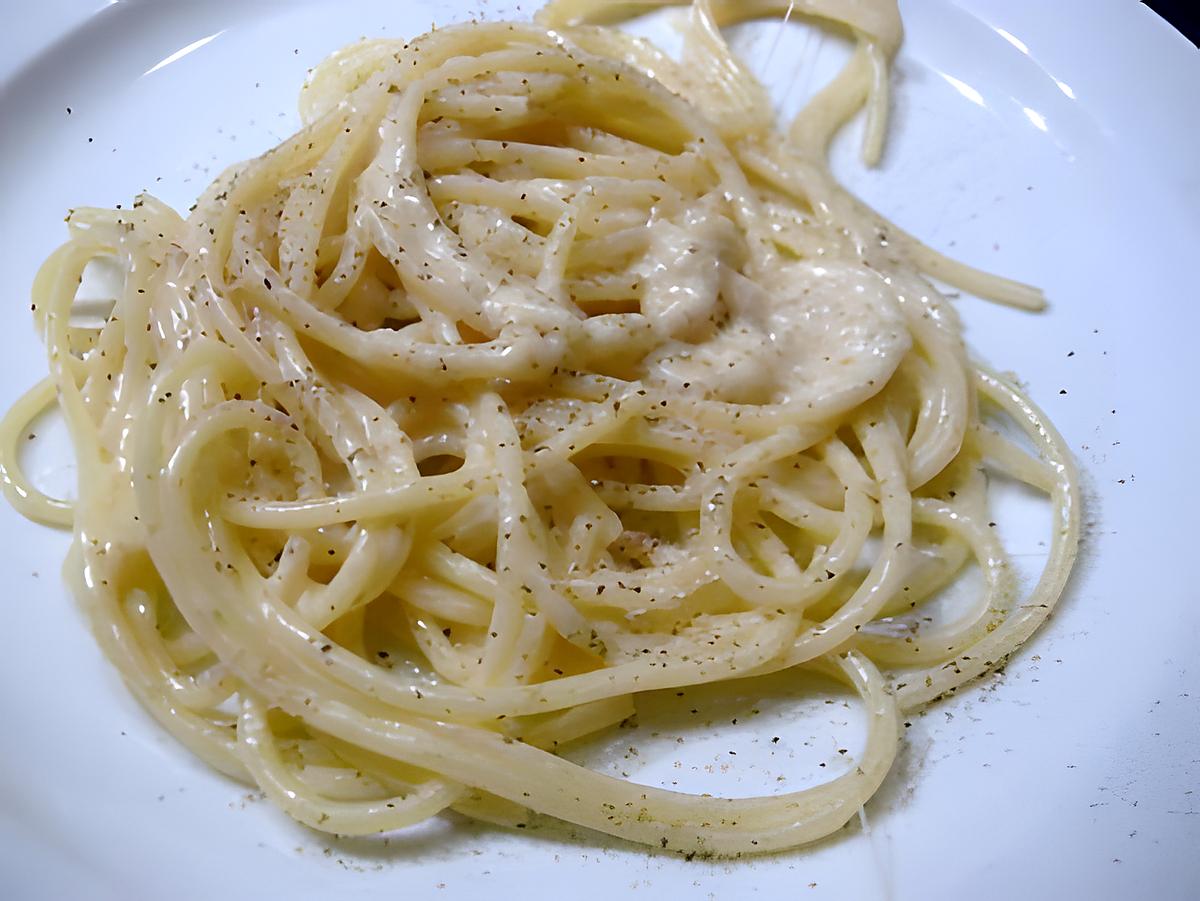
0,0 -> 1078,855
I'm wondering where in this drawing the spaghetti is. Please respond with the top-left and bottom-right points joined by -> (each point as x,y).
0,0 -> 1078,855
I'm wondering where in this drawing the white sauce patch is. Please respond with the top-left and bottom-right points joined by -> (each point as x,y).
644,259 -> 909,416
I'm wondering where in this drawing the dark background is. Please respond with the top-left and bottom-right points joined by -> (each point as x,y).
1143,0 -> 1200,45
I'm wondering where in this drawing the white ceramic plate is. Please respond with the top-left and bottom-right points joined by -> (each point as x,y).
1,1 -> 1197,898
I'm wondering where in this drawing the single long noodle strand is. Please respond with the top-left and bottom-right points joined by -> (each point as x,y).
0,377 -> 74,526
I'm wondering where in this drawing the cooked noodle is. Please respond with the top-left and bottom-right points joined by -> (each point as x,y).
0,0 -> 1078,855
